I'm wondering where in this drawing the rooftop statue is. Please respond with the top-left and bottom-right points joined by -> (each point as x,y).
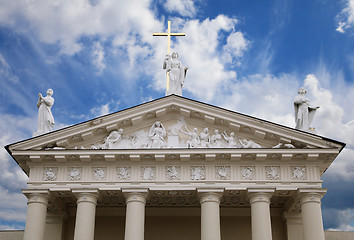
34,89 -> 55,136
163,52 -> 187,96
153,20 -> 187,96
294,87 -> 319,132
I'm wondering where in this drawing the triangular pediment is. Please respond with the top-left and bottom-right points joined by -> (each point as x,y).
7,95 -> 344,151
6,95 -> 345,174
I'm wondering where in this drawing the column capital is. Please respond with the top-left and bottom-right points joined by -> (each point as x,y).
123,189 -> 148,204
72,189 -> 99,205
22,189 -> 50,205
298,189 -> 326,205
247,189 -> 274,205
198,192 -> 223,204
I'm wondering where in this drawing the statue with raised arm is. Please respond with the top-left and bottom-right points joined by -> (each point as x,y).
35,89 -> 54,136
294,87 -> 319,132
163,52 -> 187,96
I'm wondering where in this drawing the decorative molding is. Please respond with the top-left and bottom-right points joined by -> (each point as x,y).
68,167 -> 81,181
117,167 -> 131,180
266,166 -> 280,180
166,166 -> 180,180
191,166 -> 205,180
44,167 -> 58,181
292,166 -> 306,180
215,166 -> 231,180
241,166 -> 254,180
141,166 -> 156,180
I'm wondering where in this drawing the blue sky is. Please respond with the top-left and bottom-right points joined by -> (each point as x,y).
1,0 -> 354,231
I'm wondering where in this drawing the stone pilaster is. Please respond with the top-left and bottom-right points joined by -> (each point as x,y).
298,189 -> 326,240
72,190 -> 99,240
198,191 -> 222,240
248,189 -> 274,240
23,190 -> 50,240
123,189 -> 148,240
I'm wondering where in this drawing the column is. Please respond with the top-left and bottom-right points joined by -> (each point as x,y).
298,190 -> 326,240
123,190 -> 148,240
23,190 -> 50,240
283,212 -> 304,240
72,190 -> 99,240
248,190 -> 274,240
199,190 -> 223,240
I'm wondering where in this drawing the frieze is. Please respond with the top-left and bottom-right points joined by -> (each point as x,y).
191,166 -> 205,180
68,167 -> 81,181
215,166 -> 231,180
117,167 -> 131,180
292,166 -> 306,180
241,166 -> 254,180
266,166 -> 280,180
44,167 -> 58,181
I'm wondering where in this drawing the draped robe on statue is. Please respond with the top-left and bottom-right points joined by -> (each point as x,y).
294,95 -> 317,131
37,95 -> 55,134
163,54 -> 186,96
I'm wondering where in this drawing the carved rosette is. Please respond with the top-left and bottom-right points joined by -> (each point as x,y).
141,166 -> 156,180
191,166 -> 205,180
166,166 -> 180,180
215,166 -> 231,180
266,166 -> 280,180
292,166 -> 306,180
241,166 -> 254,180
68,167 -> 81,181
44,167 -> 58,181
117,166 -> 131,180
93,167 -> 105,181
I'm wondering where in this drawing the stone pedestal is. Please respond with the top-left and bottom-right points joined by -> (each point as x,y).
23,190 -> 50,240
299,190 -> 326,240
199,191 -> 222,240
248,190 -> 273,240
73,190 -> 99,240
123,190 -> 148,240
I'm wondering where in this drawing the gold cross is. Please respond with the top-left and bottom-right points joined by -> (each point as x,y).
153,21 -> 185,92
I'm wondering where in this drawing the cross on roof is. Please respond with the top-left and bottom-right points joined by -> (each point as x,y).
153,21 -> 186,93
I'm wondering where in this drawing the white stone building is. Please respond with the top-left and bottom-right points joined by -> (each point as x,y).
5,95 -> 346,240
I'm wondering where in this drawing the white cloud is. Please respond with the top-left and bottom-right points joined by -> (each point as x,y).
0,0 -> 162,56
0,53 -> 19,83
336,0 -> 354,33
92,42 -> 106,74
326,208 -> 354,231
163,0 -> 197,17
224,31 -> 249,58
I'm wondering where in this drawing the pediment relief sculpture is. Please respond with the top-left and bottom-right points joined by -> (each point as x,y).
62,118 -> 314,150
83,119 -> 269,149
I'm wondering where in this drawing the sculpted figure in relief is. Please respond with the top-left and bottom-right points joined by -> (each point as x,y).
181,127 -> 200,148
294,87 -> 319,131
199,128 -> 210,148
149,121 -> 166,148
210,129 -> 223,148
163,52 -> 187,96
239,139 -> 262,148
35,89 -> 55,135
221,131 -> 239,148
103,129 -> 123,149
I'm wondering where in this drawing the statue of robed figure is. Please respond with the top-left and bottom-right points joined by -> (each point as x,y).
163,52 -> 187,96
34,89 -> 55,136
294,87 -> 319,132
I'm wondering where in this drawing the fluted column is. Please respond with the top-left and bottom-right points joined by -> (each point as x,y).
123,190 -> 148,240
23,190 -> 50,240
248,190 -> 274,240
73,190 -> 99,240
199,190 -> 223,240
298,190 -> 326,240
